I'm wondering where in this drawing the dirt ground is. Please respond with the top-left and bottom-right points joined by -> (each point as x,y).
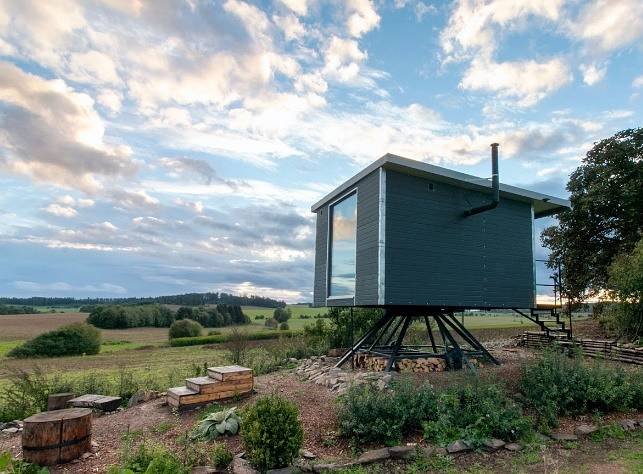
1,340 -> 641,473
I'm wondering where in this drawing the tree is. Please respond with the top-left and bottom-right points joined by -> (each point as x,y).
273,307 -> 292,323
541,128 -> 643,302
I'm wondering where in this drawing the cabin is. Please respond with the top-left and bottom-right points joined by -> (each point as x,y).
311,146 -> 570,311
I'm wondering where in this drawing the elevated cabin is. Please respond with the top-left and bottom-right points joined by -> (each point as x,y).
312,152 -> 570,310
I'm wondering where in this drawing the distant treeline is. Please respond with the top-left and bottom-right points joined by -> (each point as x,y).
0,304 -> 41,315
87,304 -> 249,329
0,291 -> 286,308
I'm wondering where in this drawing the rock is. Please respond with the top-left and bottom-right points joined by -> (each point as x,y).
482,439 -> 506,452
232,457 -> 259,474
446,440 -> 471,454
2,427 -> 18,434
356,448 -> 390,464
301,449 -> 316,459
550,433 -> 578,442
575,424 -> 598,437
191,467 -> 218,474
90,441 -> 100,453
288,358 -> 298,363
388,445 -> 416,459
267,467 -> 294,474
312,463 -> 338,473
504,443 -> 523,452
534,433 -> 551,442
620,419 -> 637,431
81,452 -> 92,460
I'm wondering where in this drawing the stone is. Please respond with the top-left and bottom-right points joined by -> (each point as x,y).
482,439 -> 506,452
90,441 -> 100,453
446,440 -> 471,454
620,419 -> 637,431
388,445 -> 416,459
191,467 -> 218,474
267,468 -> 294,474
504,443 -> 523,452
288,358 -> 298,363
312,463 -> 338,473
232,457 -> 259,474
550,433 -> 578,442
534,433 -> 551,442
575,424 -> 598,437
2,427 -> 18,434
301,449 -> 316,459
356,448 -> 390,464
81,452 -> 92,460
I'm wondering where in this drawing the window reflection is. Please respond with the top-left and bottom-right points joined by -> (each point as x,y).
329,193 -> 357,297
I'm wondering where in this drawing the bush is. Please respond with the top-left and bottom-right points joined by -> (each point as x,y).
241,395 -> 303,471
254,315 -> 265,320
210,443 -> 233,469
422,381 -> 531,447
112,439 -> 188,474
273,307 -> 292,323
169,319 -> 203,339
0,451 -> 47,473
279,322 -> 289,331
228,328 -> 248,364
8,323 -> 100,358
327,307 -> 383,348
520,350 -> 642,429
265,317 -> 278,329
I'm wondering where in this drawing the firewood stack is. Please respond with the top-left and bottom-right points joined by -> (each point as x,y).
353,353 -> 388,371
397,357 -> 447,373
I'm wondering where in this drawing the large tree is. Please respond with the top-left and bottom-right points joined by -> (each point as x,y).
541,128 -> 642,302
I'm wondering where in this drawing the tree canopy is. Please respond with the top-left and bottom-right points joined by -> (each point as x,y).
541,128 -> 642,302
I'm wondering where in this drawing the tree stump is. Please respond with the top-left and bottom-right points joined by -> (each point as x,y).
22,408 -> 92,465
47,393 -> 75,411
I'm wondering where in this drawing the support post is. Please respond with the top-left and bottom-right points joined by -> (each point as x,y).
385,315 -> 412,372
443,313 -> 500,365
335,310 -> 392,368
423,316 -> 438,352
435,314 -> 463,370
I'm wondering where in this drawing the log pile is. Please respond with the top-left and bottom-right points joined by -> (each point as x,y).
352,353 -> 388,371
397,357 -> 447,373
518,333 -> 643,365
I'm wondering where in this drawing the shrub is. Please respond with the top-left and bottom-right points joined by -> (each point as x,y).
210,443 -> 233,469
112,439 -> 188,474
254,315 -> 265,320
279,322 -> 289,330
422,381 -> 531,447
241,395 -> 303,472
327,307 -> 383,348
265,317 -> 278,329
227,328 -> 248,364
8,323 -> 100,358
273,307 -> 292,323
169,319 -> 203,339
337,378 -> 437,445
520,350 -> 642,428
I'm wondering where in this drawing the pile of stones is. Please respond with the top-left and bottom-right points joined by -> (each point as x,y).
0,420 -> 23,435
294,356 -> 395,394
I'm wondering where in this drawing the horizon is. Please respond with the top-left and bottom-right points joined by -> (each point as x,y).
0,0 -> 641,304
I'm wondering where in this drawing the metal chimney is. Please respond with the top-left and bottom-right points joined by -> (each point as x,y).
464,143 -> 500,216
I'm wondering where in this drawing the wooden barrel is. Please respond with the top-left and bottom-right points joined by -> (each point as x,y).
22,408 -> 92,465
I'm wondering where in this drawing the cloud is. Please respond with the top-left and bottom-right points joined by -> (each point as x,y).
633,75 -> 643,88
108,189 -> 159,209
273,13 -> 305,40
277,0 -> 308,16
570,0 -> 643,52
158,157 -> 236,186
96,89 -> 123,114
345,0 -> 380,37
13,280 -> 127,294
0,61 -> 137,192
460,56 -> 572,107
45,203 -> 78,218
579,63 -> 607,85
323,36 -> 367,82
67,50 -> 121,85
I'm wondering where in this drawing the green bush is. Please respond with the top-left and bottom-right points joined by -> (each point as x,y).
327,307 -> 383,348
337,378 -> 437,445
210,443 -> 233,469
168,319 -> 203,339
279,322 -> 289,330
273,307 -> 292,323
254,315 -> 265,320
241,395 -> 303,472
422,381 -> 531,447
0,451 -> 48,473
520,350 -> 642,428
8,323 -> 100,358
110,439 -> 188,474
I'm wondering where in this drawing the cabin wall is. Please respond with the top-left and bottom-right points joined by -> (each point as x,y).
312,170 -> 380,307
384,170 -> 535,308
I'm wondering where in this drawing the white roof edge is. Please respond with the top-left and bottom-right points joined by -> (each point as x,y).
311,153 -> 571,214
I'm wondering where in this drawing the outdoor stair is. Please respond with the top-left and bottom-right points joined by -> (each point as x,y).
530,306 -> 572,339
167,365 -> 253,409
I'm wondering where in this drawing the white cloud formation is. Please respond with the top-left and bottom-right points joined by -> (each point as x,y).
633,75 -> 643,88
345,0 -> 380,37
323,36 -> 367,82
460,57 -> 572,107
579,63 -> 607,85
13,280 -> 127,294
45,203 -> 78,218
273,13 -> 305,40
67,50 -> 120,85
277,0 -> 308,16
570,0 -> 643,52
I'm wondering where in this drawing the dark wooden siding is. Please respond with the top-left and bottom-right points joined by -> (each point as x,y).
312,170 -> 380,307
384,170 -> 534,308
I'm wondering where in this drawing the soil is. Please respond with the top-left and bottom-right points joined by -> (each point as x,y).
0,330 -> 640,473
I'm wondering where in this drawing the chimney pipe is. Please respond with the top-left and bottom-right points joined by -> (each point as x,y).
463,143 -> 500,217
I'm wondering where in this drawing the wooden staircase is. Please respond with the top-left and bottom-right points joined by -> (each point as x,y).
167,365 -> 253,409
514,305 -> 572,339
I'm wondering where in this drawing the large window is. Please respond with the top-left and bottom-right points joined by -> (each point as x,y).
329,192 -> 357,297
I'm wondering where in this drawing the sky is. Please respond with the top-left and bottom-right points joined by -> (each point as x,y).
0,0 -> 641,303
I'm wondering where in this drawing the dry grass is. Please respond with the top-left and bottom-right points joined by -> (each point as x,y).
0,312 -> 88,341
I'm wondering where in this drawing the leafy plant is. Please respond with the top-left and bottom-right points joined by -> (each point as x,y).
168,319 -> 202,340
191,407 -> 240,440
0,451 -> 49,474
241,395 -> 304,472
210,443 -> 233,469
8,323 -> 101,358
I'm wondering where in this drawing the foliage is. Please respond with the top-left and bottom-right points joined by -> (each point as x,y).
327,307 -> 383,348
600,238 -> 643,340
191,407 -> 240,440
520,350 -> 642,429
422,381 -> 532,447
112,438 -> 188,474
273,307 -> 292,323
264,317 -> 278,329
210,443 -> 233,469
0,305 -> 40,315
0,451 -> 48,473
279,322 -> 289,330
337,378 -> 437,445
241,395 -> 304,472
228,327 -> 249,364
168,319 -> 203,340
169,329 -> 298,347
8,323 -> 101,358
302,319 -> 332,354
541,128 -> 643,302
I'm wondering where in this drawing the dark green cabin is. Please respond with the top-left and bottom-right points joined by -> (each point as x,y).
311,153 -> 570,310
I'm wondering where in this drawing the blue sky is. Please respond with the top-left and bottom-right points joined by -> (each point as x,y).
0,0 -> 641,302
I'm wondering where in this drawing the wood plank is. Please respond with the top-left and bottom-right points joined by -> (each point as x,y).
186,377 -> 253,394
207,365 -> 253,381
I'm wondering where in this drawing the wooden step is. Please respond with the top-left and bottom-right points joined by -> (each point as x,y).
167,384 -> 252,409
207,365 -> 253,382
67,394 -> 122,412
185,376 -> 253,394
